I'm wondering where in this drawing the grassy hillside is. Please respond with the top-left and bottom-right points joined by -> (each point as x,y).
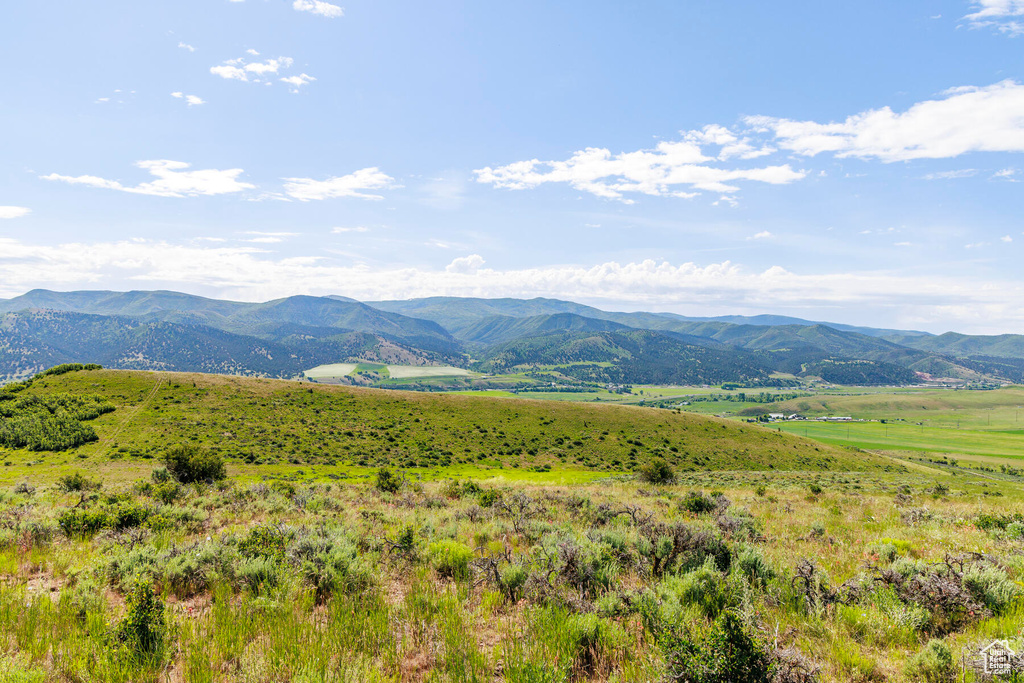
0,368 -> 893,484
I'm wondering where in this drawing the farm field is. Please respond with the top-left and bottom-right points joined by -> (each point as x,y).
305,363 -> 474,382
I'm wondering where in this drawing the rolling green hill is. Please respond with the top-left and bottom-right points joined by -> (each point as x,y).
0,368 -> 895,482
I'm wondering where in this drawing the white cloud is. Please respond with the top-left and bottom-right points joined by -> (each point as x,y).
178,41 -> 196,52
1002,235 -> 1014,242
171,92 -> 205,106
2,240 -> 1024,332
0,206 -> 31,219
474,129 -> 805,203
331,226 -> 370,233
41,160 -> 255,198
210,56 -> 295,83
748,231 -> 773,240
965,241 -> 991,249
993,167 -> 1019,180
282,168 -> 395,201
238,231 -> 299,244
446,254 -> 485,274
963,0 -> 1024,35
280,73 -> 316,92
924,169 -> 978,179
749,80 -> 1024,162
293,0 -> 344,18
246,49 -> 260,56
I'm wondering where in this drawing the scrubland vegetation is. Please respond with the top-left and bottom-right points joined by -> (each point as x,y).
3,459 -> 1024,682
1,366 -> 1023,681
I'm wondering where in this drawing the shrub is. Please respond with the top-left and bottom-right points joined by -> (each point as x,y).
428,540 -> 474,579
111,578 -> 165,655
639,458 -> 675,485
109,501 -> 150,530
735,546 -> 775,584
294,536 -> 373,603
150,481 -> 181,504
56,472 -> 101,493
58,507 -> 110,537
661,611 -> 771,683
238,525 -> 288,562
904,640 -> 954,683
150,467 -> 172,483
163,444 -> 226,484
499,564 -> 528,602
478,489 -> 500,508
680,491 -> 717,515
375,467 -> 401,494
808,483 -> 823,495
237,556 -> 282,594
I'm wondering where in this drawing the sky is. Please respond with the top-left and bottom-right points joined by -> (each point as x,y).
2,1 -> 1024,334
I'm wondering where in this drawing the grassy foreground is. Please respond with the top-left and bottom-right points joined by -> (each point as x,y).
1,468 -> 1023,682
3,367 -> 1021,681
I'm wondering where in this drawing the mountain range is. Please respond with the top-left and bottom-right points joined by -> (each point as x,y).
0,289 -> 1022,386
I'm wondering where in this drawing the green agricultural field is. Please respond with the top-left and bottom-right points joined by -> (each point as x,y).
774,420 -> 1024,460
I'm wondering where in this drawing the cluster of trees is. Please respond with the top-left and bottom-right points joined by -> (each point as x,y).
0,392 -> 114,451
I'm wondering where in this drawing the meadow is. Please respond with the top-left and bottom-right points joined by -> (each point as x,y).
1,367 -> 1023,682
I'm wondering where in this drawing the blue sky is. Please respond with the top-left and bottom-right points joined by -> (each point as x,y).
2,1 -> 1024,333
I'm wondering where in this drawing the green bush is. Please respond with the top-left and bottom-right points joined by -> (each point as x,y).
478,489 -> 500,508
56,472 -> 101,493
428,540 -> 473,579
735,546 -> 775,584
680,491 -> 717,515
163,444 -> 226,484
661,611 -> 771,683
238,525 -> 288,562
499,564 -> 528,602
111,578 -> 165,655
904,640 -> 954,683
639,458 -> 675,485
375,467 -> 401,494
58,507 -> 111,537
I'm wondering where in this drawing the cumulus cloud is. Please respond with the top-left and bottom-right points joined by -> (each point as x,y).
0,206 -> 31,219
283,168 -> 395,201
993,167 -> 1019,180
210,56 -> 298,84
280,73 -> 316,92
0,239 -> 1022,332
748,80 -> 1024,162
293,0 -> 344,17
963,0 -> 1024,35
474,126 -> 805,203
171,92 -> 205,106
446,254 -> 485,274
41,160 -> 255,198
178,41 -> 196,52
